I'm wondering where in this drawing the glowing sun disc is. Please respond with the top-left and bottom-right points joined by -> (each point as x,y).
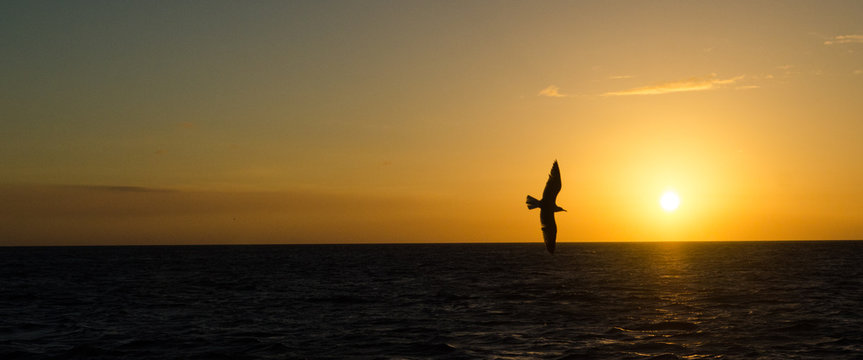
660,191 -> 680,212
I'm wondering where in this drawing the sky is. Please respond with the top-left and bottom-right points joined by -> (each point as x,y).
2,1 -> 863,245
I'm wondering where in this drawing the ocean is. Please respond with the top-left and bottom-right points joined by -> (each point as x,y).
1,241 -> 862,359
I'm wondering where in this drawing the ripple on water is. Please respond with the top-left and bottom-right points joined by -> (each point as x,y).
0,242 -> 862,359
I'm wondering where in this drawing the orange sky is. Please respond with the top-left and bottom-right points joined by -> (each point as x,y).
2,1 -> 862,245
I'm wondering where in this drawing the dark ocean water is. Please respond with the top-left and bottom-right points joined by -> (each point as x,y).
1,242 -> 862,359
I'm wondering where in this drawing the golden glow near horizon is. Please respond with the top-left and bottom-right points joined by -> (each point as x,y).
2,1 -> 863,245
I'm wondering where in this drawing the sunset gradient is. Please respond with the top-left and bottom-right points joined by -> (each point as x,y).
2,1 -> 862,245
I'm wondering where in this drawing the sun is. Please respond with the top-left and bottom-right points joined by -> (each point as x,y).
659,190 -> 680,212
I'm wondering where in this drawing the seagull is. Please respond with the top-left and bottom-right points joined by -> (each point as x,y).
526,160 -> 566,254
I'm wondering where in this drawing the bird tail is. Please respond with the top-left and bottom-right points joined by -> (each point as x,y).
526,195 -> 541,210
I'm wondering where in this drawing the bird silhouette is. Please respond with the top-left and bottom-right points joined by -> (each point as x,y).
526,160 -> 566,254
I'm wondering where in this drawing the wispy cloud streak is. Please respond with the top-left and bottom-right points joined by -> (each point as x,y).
602,74 -> 744,96
538,85 -> 568,97
824,35 -> 863,45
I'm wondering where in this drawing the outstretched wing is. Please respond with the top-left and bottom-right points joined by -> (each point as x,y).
540,208 -> 557,254
542,160 -> 562,202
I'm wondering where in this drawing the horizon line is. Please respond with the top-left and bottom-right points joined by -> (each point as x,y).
2,239 -> 861,248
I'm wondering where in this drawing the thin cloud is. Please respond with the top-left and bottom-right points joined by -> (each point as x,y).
538,85 -> 568,98
608,75 -> 634,80
55,184 -> 174,193
602,74 -> 744,96
824,35 -> 863,45
853,69 -> 863,76
0,184 -> 457,246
